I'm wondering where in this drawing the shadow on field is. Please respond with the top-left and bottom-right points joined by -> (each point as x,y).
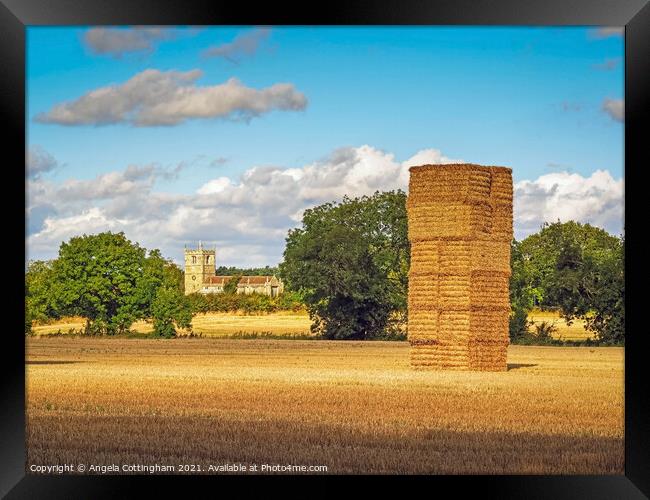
26,360 -> 82,365
26,414 -> 624,474
507,363 -> 537,371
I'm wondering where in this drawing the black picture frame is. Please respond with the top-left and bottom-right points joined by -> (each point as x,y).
2,0 -> 648,497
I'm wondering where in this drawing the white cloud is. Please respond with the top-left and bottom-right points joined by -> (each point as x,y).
27,145 -> 455,265
203,28 -> 271,62
28,164 -> 157,208
514,170 -> 624,239
26,146 -> 59,179
59,165 -> 157,200
25,163 -> 185,241
197,176 -> 232,194
602,98 -> 624,122
83,27 -> 182,57
34,69 -> 308,127
402,148 -> 461,167
28,208 -> 131,260
25,145 -> 624,267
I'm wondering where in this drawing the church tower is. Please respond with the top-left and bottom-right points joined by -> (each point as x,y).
184,241 -> 216,295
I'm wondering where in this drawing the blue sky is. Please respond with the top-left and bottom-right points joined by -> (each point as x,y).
26,26 -> 624,266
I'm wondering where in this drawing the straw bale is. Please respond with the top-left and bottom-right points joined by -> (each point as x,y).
411,356 -> 469,370
489,204 -> 513,241
468,340 -> 509,371
410,343 -> 470,370
470,240 -> 511,275
407,164 -> 493,205
408,310 -> 472,347
406,163 -> 512,371
469,271 -> 510,308
409,241 -> 439,274
489,168 -> 513,205
408,163 -> 513,206
468,309 -> 510,342
410,240 -> 511,276
406,310 -> 439,340
438,275 -> 471,308
409,271 -> 510,310
408,274 -> 439,295
407,203 -> 492,241
438,240 -> 470,273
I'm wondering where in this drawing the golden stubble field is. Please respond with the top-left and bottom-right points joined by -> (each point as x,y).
31,312 -> 314,337
31,309 -> 594,340
26,338 -> 623,474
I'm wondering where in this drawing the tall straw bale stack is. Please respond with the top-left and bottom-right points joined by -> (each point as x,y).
407,164 -> 513,371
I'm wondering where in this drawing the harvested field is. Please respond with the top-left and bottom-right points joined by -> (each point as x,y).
31,312 -> 313,338
186,312 -> 312,337
31,309 -> 592,342
26,338 -> 623,474
528,310 -> 594,341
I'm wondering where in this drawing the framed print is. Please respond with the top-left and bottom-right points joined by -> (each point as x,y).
2,0 -> 649,497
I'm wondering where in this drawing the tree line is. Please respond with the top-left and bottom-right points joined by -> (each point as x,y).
279,191 -> 624,345
25,233 -> 303,337
25,191 -> 624,344
509,220 -> 624,344
25,233 -> 192,337
187,291 -> 304,315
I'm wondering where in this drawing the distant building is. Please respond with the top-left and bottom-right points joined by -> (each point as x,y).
201,275 -> 284,297
183,242 -> 284,297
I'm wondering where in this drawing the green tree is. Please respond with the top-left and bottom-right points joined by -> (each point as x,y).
549,232 -> 624,344
52,232 -> 148,335
25,260 -> 61,333
279,190 -> 409,340
133,249 -> 185,316
276,290 -> 306,312
508,240 -> 537,341
223,273 -> 243,294
151,286 -> 193,338
516,221 -> 620,307
510,221 -> 624,344
25,232 -> 194,337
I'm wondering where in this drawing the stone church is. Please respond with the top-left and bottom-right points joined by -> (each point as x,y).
184,242 -> 284,297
